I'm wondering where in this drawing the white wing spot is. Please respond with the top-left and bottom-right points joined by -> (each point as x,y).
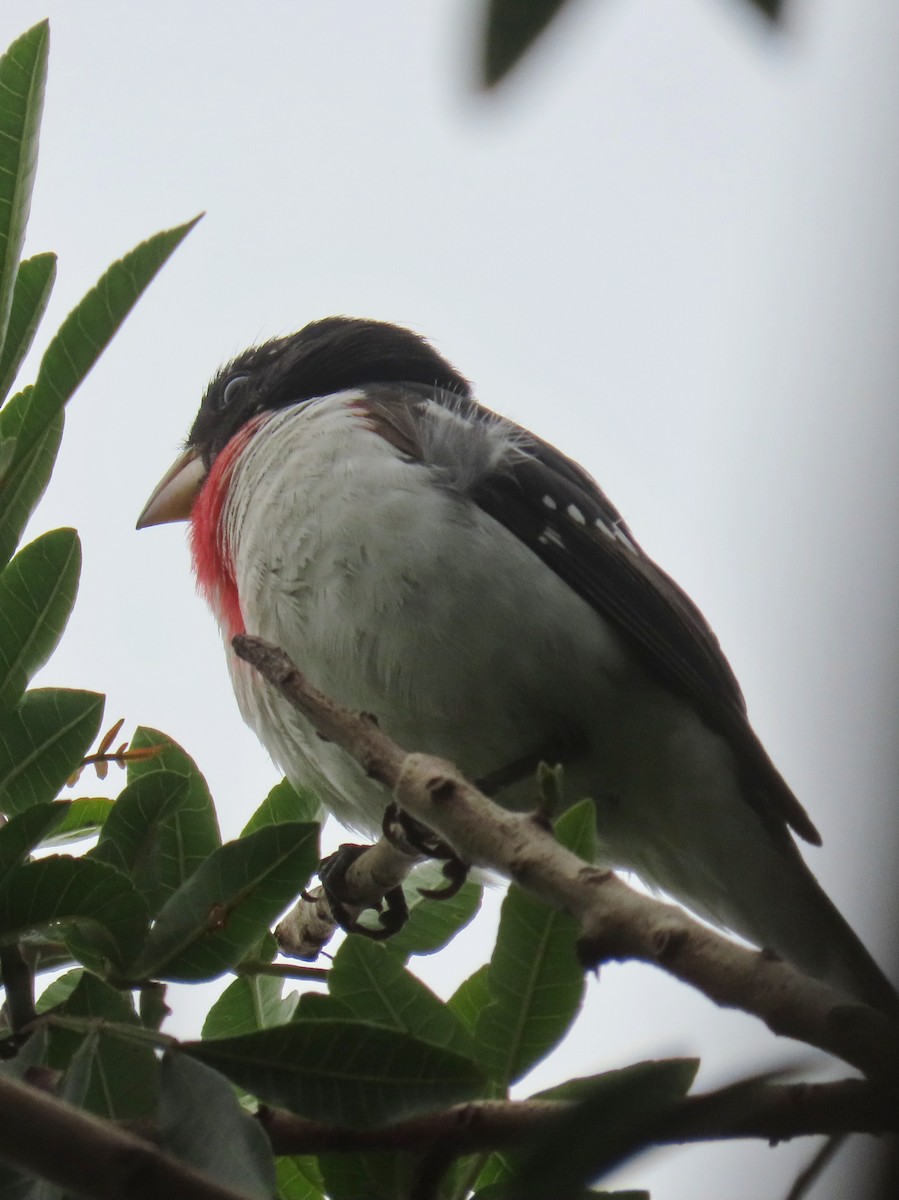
613,522 -> 638,553
595,517 -> 614,538
566,503 -> 586,525
540,525 -> 565,549
542,494 -> 557,510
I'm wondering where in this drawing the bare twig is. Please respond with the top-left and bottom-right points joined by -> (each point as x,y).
235,959 -> 330,983
784,1134 -> 847,1200
231,634 -> 899,1080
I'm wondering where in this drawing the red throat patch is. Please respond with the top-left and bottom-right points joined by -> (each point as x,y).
189,417 -> 266,637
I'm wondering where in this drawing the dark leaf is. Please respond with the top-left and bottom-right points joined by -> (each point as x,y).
139,981 -> 170,1031
507,1059 -> 699,1200
330,937 -> 476,1059
276,1156 -> 326,1200
534,1058 -> 699,1103
293,992 -> 352,1020
0,386 -> 63,570
241,776 -> 321,835
184,1020 -> 487,1128
158,1052 -> 276,1199
202,972 -> 298,1039
0,855 -> 148,972
0,22 -> 48,358
9,216 -> 201,468
382,861 -> 482,961
0,528 -> 80,709
749,0 -> 786,20
482,0 -> 570,88
319,1153 -> 413,1200
126,727 -> 221,871
131,821 -> 319,981
0,688 -> 104,816
448,963 -> 491,1035
46,969 -> 158,1118
39,797 -> 112,846
475,800 -> 594,1085
91,769 -> 192,912
0,253 -> 56,405
0,802 -> 67,875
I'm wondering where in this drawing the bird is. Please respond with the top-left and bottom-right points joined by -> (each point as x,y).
138,316 -> 896,1014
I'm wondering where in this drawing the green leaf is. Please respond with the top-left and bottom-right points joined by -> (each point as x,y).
482,0 -> 569,88
506,1060 -> 700,1200
329,937 -> 476,1060
184,1020 -> 487,1129
448,963 -> 492,1035
91,769 -> 192,912
0,252 -> 56,404
0,528 -> 80,709
0,386 -> 63,569
533,1059 -> 699,1103
0,801 -> 67,874
276,1156 -> 326,1200
10,217 -> 201,470
294,992 -> 352,1020
0,22 -> 48,356
132,821 -> 319,981
127,726 -> 221,869
241,775 -> 320,835
0,855 -> 148,972
381,862 -> 482,961
202,972 -> 297,1039
59,1026 -> 98,1108
318,1152 -> 414,1200
554,797 -> 596,861
35,966 -> 82,1013
0,688 -> 104,816
139,981 -> 170,1031
46,969 -> 158,1118
158,1052 -> 276,1199
39,796 -> 112,846
474,801 -> 594,1087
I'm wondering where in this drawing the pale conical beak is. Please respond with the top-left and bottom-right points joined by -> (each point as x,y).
136,448 -> 207,529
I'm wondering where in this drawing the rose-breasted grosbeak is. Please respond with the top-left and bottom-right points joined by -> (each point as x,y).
138,316 -> 896,1013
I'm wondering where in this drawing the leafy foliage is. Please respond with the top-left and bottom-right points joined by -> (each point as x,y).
481,0 -> 786,89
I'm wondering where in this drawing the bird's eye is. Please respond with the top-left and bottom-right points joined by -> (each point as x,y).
220,375 -> 248,409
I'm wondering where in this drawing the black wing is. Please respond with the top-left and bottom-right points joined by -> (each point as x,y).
470,423 -> 820,847
361,382 -> 819,846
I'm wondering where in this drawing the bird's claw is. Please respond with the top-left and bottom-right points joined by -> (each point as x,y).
382,803 -> 470,900
318,842 -> 411,939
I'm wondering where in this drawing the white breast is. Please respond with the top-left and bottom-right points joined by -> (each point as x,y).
218,393 -> 640,827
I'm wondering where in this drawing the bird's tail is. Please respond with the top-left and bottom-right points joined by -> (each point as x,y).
698,834 -> 899,1019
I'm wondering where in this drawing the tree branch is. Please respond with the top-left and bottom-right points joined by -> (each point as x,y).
0,944 -> 36,1031
231,634 -> 899,1080
258,1078 -> 898,1157
0,1072 -> 259,1200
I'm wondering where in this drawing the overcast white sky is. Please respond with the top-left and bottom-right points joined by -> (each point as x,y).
2,1 -> 897,1197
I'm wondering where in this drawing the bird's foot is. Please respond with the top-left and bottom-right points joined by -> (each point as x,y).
318,843 -> 410,939
382,803 -> 471,900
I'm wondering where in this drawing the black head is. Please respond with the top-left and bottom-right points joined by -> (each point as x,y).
188,317 -> 472,463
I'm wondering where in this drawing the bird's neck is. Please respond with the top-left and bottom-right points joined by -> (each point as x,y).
189,420 -> 265,637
